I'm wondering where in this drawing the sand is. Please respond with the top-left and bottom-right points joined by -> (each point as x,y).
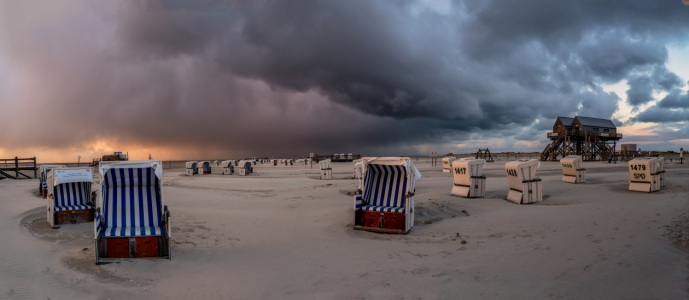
0,159 -> 687,299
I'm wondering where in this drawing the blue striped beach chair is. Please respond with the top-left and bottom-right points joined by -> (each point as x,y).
353,157 -> 421,234
46,168 -> 94,228
39,165 -> 65,198
94,161 -> 170,263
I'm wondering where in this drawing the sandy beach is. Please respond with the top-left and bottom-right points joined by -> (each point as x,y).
1,159 -> 687,299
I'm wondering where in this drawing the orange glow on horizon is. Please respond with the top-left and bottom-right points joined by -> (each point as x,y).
0,139 -> 225,164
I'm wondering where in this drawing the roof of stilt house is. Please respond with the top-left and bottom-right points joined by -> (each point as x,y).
556,116 -> 615,128
574,116 -> 616,128
557,116 -> 574,126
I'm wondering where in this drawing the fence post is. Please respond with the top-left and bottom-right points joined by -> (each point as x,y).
14,156 -> 18,180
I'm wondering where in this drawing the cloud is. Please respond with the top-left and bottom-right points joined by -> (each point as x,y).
1,0 -> 688,158
634,106 -> 689,123
626,75 -> 655,106
658,89 -> 689,108
625,66 -> 683,106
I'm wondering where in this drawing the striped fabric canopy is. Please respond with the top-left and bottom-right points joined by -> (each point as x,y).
53,182 -> 92,211
360,164 -> 409,213
100,167 -> 164,237
199,161 -> 211,172
40,165 -> 64,191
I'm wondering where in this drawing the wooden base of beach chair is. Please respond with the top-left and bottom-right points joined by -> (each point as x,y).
54,209 -> 94,225
562,169 -> 586,184
202,171 -> 211,175
451,177 -> 486,198
354,210 -> 408,234
98,236 -> 170,260
506,180 -> 543,204
136,237 -> 161,257
320,168 -> 332,180
106,238 -> 131,258
629,181 -> 654,192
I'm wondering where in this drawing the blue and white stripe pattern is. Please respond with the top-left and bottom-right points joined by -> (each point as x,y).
101,167 -> 164,237
355,195 -> 363,210
53,182 -> 93,211
360,164 -> 408,213
40,167 -> 52,192
95,211 -> 102,236
41,171 -> 49,192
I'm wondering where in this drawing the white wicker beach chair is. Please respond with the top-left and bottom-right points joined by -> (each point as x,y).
504,159 -> 542,204
451,158 -> 486,198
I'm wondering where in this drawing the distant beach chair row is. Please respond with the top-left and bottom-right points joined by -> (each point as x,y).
185,160 -> 254,176
42,161 -> 171,264
270,158 -> 309,166
354,155 -> 669,235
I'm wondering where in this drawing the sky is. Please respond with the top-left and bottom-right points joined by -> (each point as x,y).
0,0 -> 688,163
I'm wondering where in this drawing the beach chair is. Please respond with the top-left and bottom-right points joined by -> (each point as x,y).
226,160 -> 237,170
504,159 -> 542,204
320,159 -> 332,180
442,157 -> 455,173
560,155 -> 586,183
210,161 -> 222,175
198,161 -> 211,174
46,167 -> 94,228
39,165 -> 65,198
94,161 -> 171,263
237,160 -> 252,176
628,157 -> 662,192
354,157 -> 422,234
185,161 -> 198,176
218,160 -> 234,175
451,158 -> 486,198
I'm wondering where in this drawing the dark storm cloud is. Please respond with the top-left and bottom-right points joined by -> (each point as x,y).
626,76 -> 654,106
634,106 -> 689,123
626,66 -> 683,106
1,0 -> 688,156
632,82 -> 689,125
658,89 -> 689,108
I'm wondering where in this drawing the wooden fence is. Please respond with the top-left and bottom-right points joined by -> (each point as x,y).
0,157 -> 37,179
